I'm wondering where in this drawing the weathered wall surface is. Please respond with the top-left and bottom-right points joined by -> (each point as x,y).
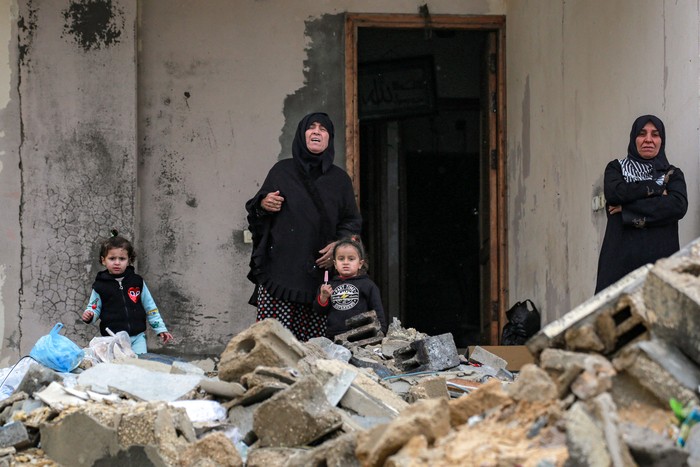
10,0 -> 137,360
506,0 -> 700,322
3,0 -> 698,361
136,0 -> 505,356
0,0 -> 22,364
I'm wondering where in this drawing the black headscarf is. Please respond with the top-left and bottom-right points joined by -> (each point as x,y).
292,112 -> 335,175
626,114 -> 670,175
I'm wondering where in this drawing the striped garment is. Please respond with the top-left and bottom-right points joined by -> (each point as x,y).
619,157 -> 664,185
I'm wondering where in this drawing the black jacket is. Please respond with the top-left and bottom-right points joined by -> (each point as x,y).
595,159 -> 687,293
246,159 -> 361,304
312,274 -> 387,339
92,266 -> 147,336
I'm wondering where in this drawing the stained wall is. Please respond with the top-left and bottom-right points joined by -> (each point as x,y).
0,1 -> 698,361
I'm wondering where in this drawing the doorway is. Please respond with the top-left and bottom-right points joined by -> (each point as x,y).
345,14 -> 507,346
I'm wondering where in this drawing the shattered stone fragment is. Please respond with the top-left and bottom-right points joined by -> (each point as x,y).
179,430 -> 243,467
355,398 -> 450,467
253,376 -> 342,447
448,378 -> 512,427
219,319 -> 307,383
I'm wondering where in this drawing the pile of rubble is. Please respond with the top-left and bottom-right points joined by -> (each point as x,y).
2,238 -> 700,466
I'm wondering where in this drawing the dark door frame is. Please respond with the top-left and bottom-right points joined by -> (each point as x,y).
344,13 -> 508,343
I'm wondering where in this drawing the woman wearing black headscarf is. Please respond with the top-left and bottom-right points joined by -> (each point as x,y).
595,114 -> 688,293
245,112 -> 362,340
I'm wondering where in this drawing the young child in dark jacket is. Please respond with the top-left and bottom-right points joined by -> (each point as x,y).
313,237 -> 387,339
81,233 -> 174,354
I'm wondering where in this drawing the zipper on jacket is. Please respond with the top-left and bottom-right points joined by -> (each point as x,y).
118,280 -> 131,333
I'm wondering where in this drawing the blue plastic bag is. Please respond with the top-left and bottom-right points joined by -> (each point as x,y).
29,323 -> 84,372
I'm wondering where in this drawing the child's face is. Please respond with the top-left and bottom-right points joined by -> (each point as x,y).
101,247 -> 130,275
333,245 -> 363,277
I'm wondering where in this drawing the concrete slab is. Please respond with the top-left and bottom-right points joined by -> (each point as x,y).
77,363 -> 202,402
34,381 -> 86,410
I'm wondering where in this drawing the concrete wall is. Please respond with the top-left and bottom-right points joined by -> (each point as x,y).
506,0 -> 700,322
0,0 -> 697,362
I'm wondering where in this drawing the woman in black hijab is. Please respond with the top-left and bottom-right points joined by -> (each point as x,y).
595,114 -> 687,293
245,112 -> 362,340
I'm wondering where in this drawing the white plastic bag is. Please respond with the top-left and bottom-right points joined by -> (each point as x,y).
88,328 -> 136,363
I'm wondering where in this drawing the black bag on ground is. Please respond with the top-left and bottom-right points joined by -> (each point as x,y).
501,299 -> 540,345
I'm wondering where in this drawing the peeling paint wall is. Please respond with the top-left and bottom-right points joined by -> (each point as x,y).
506,0 -> 700,322
0,0 -> 23,366
14,0 -> 137,357
6,0 -> 696,360
136,0 -> 505,356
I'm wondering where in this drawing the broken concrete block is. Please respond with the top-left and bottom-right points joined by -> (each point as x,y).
539,348 -> 614,399
622,422 -> 688,467
340,385 -> 401,419
224,381 -> 289,408
313,358 -> 408,416
613,338 -> 700,407
348,355 -> 393,379
245,447 -> 306,466
92,445 -> 169,467
570,355 -> 616,401
241,366 -> 299,388
15,361 -> 62,396
179,431 -> 243,467
34,381 -> 86,410
285,432 -> 360,467
643,256 -> 700,366
116,403 -> 195,465
393,333 -> 460,373
218,319 -> 307,383
356,398 -> 450,467
448,378 -> 512,427
198,377 -> 245,399
323,369 -> 357,406
333,311 -> 385,347
314,360 -> 408,414
406,376 -> 449,403
505,364 -> 557,403
588,393 -> 636,466
565,401 -> 612,467
468,346 -> 507,370
528,265 -> 650,359
381,338 -> 410,358
253,376 -> 342,447
0,422 -> 31,450
41,411 -> 121,467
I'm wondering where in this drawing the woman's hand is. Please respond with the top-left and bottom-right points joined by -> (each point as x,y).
82,310 -> 94,323
261,191 -> 285,212
316,241 -> 337,269
608,204 -> 622,215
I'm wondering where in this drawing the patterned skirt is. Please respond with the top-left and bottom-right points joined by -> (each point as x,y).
255,285 -> 326,341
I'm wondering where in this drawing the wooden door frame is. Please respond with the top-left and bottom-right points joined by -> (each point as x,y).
344,13 -> 508,343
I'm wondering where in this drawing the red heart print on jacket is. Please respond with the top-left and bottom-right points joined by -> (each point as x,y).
128,287 -> 141,303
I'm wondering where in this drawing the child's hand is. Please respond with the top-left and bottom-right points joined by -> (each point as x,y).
82,310 -> 94,323
159,332 -> 174,345
319,284 -> 333,301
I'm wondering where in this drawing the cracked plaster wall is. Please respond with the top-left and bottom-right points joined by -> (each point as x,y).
136,0 -> 504,356
15,0 -> 695,359
11,0 -> 137,358
506,0 -> 700,323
